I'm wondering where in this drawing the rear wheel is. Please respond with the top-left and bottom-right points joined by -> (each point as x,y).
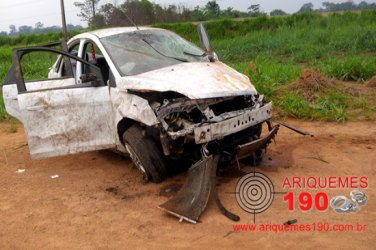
122,124 -> 167,183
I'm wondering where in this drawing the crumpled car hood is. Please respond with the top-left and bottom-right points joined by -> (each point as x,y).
116,61 -> 257,99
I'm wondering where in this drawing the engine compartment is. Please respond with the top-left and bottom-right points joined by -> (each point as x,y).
138,93 -> 273,165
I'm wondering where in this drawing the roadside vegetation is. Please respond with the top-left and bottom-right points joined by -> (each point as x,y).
156,11 -> 376,121
1,11 -> 376,122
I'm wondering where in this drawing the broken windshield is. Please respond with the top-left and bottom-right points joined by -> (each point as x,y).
101,29 -> 209,76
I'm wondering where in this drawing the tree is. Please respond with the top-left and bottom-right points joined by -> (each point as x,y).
34,22 -> 44,30
18,25 -> 33,34
140,0 -> 156,23
222,7 -> 237,18
164,5 -> 181,22
248,4 -> 261,17
342,0 -> 356,10
92,14 -> 106,28
191,6 -> 205,21
320,1 -> 376,12
99,3 -> 125,26
92,0 -> 252,27
121,0 -> 156,25
270,9 -> 287,16
74,0 -> 101,27
180,6 -> 193,22
34,22 -> 44,33
154,4 -> 166,22
358,1 -> 369,9
298,3 -> 314,13
322,1 -> 335,11
205,1 -> 220,18
9,25 -> 17,36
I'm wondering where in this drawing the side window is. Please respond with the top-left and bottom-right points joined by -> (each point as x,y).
83,42 -> 103,63
69,43 -> 80,57
21,51 -> 72,82
83,42 -> 110,84
61,43 -> 80,77
15,49 -> 105,93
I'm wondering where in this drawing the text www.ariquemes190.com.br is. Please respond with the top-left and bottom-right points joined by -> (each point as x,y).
232,223 -> 367,232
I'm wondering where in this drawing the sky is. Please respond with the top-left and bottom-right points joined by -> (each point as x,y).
0,0 -> 371,33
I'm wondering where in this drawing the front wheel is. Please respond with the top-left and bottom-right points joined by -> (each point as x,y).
122,124 -> 167,183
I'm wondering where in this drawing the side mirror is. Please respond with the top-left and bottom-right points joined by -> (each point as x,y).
197,23 -> 217,62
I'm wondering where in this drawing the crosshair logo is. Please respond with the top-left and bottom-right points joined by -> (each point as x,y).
227,170 -> 286,223
235,172 -> 275,214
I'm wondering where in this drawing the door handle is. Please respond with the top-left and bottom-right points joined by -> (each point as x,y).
26,105 -> 48,111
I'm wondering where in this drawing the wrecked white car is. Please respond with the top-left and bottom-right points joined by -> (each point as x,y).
3,25 -> 281,223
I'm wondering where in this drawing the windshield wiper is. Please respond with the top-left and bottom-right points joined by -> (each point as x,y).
142,39 -> 188,62
183,51 -> 206,57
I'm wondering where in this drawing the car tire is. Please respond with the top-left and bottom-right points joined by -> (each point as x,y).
122,124 -> 167,183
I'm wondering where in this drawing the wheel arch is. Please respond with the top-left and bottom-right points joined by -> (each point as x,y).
117,117 -> 137,145
114,92 -> 161,145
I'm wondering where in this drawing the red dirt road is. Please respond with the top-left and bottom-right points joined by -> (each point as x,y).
0,120 -> 375,249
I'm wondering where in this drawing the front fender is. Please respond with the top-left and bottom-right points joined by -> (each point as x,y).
115,91 -> 159,127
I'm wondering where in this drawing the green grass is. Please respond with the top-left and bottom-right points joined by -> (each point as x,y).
0,46 -> 12,83
156,11 -> 376,60
317,56 -> 376,81
21,52 -> 59,82
276,91 -> 351,122
1,11 -> 376,122
277,92 -> 314,119
230,56 -> 301,97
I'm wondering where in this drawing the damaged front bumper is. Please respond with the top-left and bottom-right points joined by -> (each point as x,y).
155,95 -> 279,223
156,98 -> 273,143
193,102 -> 272,144
159,124 -> 279,223
235,124 -> 279,160
159,156 -> 219,224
